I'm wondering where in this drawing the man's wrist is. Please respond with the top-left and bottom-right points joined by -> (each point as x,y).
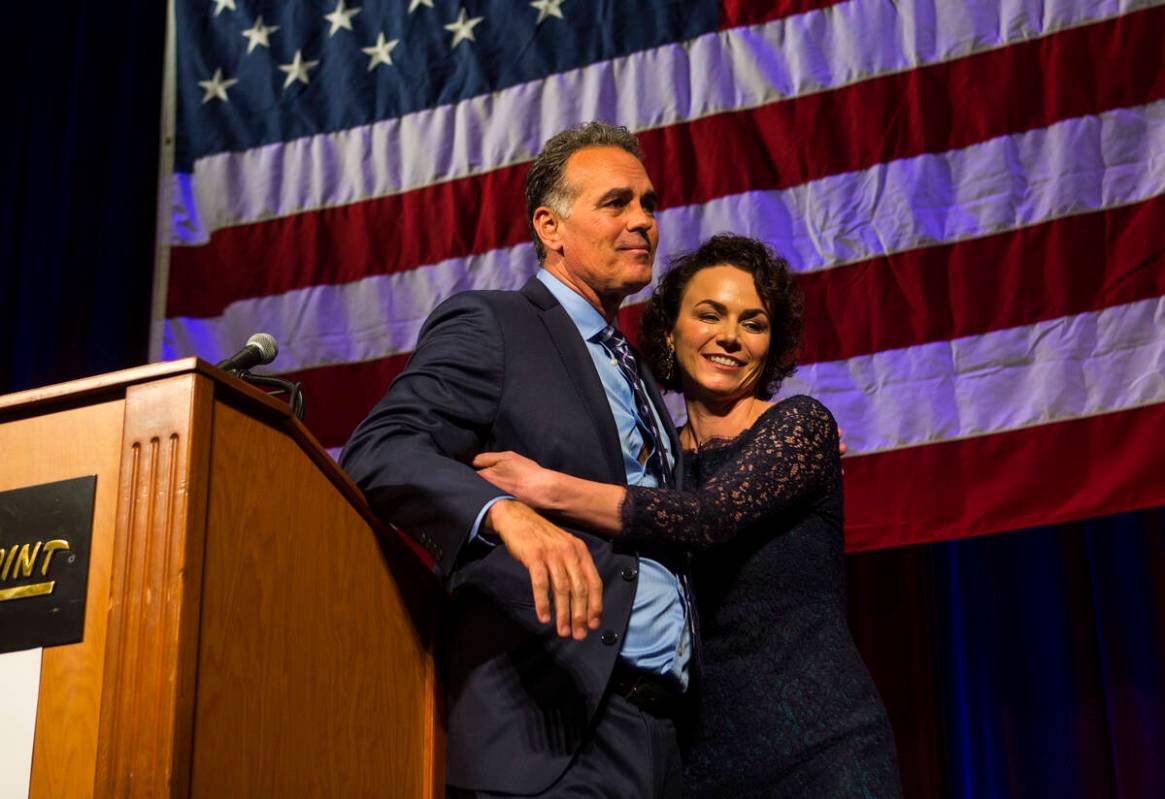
483,497 -> 521,535
471,495 -> 515,545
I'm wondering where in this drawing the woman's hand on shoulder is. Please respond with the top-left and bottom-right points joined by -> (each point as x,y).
473,451 -> 560,511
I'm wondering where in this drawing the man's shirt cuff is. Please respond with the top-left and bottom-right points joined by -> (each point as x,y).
467,495 -> 515,546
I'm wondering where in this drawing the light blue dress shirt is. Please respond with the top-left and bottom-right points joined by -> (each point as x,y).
535,270 -> 691,689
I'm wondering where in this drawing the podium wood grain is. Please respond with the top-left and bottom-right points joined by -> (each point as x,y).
0,360 -> 443,798
188,400 -> 435,795
0,400 -> 123,798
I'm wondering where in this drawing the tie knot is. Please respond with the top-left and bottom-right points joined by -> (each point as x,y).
595,325 -> 631,358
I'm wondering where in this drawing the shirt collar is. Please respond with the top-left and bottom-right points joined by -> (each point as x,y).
536,269 -> 610,341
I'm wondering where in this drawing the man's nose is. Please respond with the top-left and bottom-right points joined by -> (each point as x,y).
627,203 -> 655,234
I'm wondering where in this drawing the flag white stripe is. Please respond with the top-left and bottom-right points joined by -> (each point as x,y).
784,294 -> 1165,454
171,0 -> 1161,243
164,101 -> 1165,367
176,290 -> 1165,459
165,241 -> 538,372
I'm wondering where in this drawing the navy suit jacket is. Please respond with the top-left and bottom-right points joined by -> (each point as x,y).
341,276 -> 683,793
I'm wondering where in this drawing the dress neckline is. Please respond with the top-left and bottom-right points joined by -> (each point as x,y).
682,402 -> 784,456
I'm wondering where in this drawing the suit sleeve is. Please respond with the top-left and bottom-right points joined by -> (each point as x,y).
340,293 -> 508,576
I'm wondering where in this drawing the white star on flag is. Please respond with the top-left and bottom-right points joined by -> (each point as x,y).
530,0 -> 565,25
197,68 -> 238,104
241,16 -> 279,53
324,0 -> 361,36
444,8 -> 484,48
278,50 -> 320,89
362,33 -> 399,70
211,0 -> 235,17
407,0 -> 434,12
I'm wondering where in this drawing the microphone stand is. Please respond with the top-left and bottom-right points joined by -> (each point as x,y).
232,370 -> 306,421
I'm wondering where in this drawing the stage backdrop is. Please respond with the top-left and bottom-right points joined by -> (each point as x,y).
4,2 -> 1163,798
159,0 -> 1165,554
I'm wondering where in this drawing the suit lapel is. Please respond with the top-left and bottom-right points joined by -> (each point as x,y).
521,278 -> 627,486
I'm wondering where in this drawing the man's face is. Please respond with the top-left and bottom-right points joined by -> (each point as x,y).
544,146 -> 659,310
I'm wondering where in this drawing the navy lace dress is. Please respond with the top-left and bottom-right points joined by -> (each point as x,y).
622,395 -> 902,798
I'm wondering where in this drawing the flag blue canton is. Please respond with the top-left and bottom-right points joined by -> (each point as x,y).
175,0 -> 719,168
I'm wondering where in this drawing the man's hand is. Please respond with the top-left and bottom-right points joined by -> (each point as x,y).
838,426 -> 847,457
484,499 -> 603,640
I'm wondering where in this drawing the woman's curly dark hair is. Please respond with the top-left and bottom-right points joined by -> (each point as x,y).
640,234 -> 803,397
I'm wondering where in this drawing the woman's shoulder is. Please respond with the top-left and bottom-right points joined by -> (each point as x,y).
749,395 -> 839,448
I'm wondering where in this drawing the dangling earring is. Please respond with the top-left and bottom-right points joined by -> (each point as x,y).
661,342 -> 676,382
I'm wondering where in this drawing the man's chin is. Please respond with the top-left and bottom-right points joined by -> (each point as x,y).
622,260 -> 655,289
623,274 -> 653,295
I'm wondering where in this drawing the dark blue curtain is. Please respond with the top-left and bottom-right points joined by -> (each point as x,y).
0,0 -> 165,394
4,6 -> 1163,798
850,507 -> 1165,798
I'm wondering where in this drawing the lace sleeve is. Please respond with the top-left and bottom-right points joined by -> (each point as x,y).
620,395 -> 840,547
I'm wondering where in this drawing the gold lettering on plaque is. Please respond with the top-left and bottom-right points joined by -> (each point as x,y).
12,542 -> 42,579
0,546 -> 17,581
40,540 -> 70,575
0,539 -> 72,602
0,582 -> 55,602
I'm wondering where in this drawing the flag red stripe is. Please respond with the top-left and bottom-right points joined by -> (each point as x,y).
797,196 -> 1165,363
278,193 -> 1165,447
296,354 -> 1165,554
289,354 -> 412,450
286,303 -> 655,450
643,4 -> 1165,213
717,0 -> 848,29
169,164 -> 530,319
166,7 -> 1165,319
843,400 -> 1165,552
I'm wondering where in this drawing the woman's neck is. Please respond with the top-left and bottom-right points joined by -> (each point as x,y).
682,393 -> 766,450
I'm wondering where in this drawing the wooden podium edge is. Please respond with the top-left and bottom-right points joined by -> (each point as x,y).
4,361 -> 445,797
94,372 -> 214,796
0,359 -> 438,586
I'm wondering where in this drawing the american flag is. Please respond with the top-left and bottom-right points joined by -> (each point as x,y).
160,0 -> 1165,553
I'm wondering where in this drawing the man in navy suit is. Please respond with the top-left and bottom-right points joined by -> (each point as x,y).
341,122 -> 690,797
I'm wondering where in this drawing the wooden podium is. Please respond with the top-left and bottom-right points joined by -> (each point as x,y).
0,359 -> 444,797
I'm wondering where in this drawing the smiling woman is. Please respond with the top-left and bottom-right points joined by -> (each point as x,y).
641,235 -> 801,446
670,265 -> 772,406
642,235 -> 802,398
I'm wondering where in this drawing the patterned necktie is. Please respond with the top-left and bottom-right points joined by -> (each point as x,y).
594,325 -> 673,488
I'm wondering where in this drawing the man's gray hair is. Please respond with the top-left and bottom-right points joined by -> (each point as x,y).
524,121 -> 644,263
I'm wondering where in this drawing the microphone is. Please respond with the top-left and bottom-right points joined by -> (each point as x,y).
216,333 -> 278,373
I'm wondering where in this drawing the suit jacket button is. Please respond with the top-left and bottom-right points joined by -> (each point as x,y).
601,630 -> 619,646
621,566 -> 638,581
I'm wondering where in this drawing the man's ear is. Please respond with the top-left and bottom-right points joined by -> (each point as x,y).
533,206 -> 562,256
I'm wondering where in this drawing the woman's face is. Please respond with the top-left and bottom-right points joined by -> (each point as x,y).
669,264 -> 771,404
